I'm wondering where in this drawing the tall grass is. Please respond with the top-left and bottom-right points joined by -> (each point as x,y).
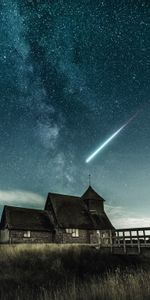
0,244 -> 149,300
40,270 -> 150,300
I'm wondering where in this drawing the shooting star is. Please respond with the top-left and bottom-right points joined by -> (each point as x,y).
86,112 -> 139,163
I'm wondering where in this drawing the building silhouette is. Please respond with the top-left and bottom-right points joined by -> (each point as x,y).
0,185 -> 114,244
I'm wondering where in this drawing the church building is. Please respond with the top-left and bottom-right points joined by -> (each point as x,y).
0,186 -> 114,244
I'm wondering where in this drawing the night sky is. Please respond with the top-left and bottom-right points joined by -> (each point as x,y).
0,0 -> 150,228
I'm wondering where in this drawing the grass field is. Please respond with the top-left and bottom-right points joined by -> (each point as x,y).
0,244 -> 150,300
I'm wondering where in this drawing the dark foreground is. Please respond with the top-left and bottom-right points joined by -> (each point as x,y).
0,244 -> 150,300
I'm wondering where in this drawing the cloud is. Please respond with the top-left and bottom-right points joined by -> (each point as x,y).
0,190 -> 45,208
106,204 -> 150,229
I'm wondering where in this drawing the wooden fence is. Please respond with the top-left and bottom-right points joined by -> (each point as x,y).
98,227 -> 150,254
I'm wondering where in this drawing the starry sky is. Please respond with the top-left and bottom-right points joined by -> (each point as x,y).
0,0 -> 150,227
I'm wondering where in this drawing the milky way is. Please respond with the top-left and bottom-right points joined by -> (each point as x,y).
0,0 -> 150,223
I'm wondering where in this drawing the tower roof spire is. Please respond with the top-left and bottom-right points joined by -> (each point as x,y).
88,174 -> 91,186
82,185 -> 105,202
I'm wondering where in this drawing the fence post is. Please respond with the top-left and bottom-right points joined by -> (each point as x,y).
109,230 -> 113,253
143,230 -> 146,246
123,231 -> 126,254
137,230 -> 141,254
130,230 -> 133,247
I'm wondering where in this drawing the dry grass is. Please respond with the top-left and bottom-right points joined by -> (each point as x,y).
1,269 -> 150,300
0,244 -> 149,300
40,270 -> 150,300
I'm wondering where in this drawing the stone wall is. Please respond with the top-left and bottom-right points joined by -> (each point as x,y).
0,229 -> 9,243
54,229 -> 100,244
54,229 -> 64,243
9,230 -> 53,244
90,231 -> 99,244
62,229 -> 90,244
7,229 -> 106,245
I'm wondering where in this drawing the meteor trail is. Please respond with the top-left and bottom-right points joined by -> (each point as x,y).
86,112 -> 139,163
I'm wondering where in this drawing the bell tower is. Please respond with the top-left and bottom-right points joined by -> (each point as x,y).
81,185 -> 105,214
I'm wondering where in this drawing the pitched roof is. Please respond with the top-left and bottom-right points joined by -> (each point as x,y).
82,186 -> 105,201
90,212 -> 114,230
45,192 -> 114,230
46,193 -> 95,229
1,206 -> 54,232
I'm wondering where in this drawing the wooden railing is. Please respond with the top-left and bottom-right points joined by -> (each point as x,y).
98,227 -> 150,253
